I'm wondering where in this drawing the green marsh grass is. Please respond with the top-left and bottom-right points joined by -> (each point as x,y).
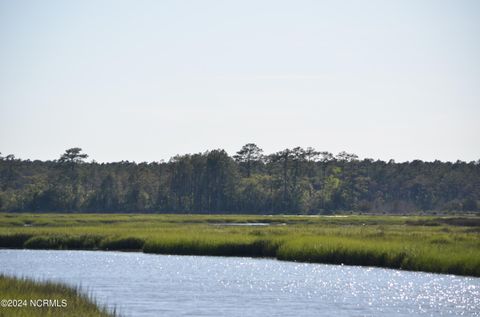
0,213 -> 479,276
0,275 -> 113,317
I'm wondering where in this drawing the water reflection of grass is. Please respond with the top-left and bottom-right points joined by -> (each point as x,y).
0,213 -> 479,276
0,275 -> 113,317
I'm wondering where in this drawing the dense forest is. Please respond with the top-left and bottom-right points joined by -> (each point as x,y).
0,145 -> 479,214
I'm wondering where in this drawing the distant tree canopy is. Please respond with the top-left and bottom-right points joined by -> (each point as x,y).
0,144 -> 479,213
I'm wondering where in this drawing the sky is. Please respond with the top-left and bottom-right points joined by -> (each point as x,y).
1,0 -> 479,163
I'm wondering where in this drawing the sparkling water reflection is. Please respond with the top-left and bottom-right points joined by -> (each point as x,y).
0,250 -> 478,316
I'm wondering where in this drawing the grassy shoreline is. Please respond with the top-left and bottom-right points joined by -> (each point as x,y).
0,213 -> 479,277
0,275 -> 113,317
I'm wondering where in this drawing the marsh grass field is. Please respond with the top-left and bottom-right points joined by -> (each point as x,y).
0,213 -> 479,277
0,275 -> 113,317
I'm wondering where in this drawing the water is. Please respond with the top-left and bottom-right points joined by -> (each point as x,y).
213,222 -> 279,226
0,250 -> 479,316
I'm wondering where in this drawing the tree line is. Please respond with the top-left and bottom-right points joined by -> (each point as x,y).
0,145 -> 479,213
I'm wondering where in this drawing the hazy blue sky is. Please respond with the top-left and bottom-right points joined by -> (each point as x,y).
1,0 -> 479,162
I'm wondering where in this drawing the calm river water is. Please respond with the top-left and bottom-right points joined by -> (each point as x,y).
0,250 -> 479,316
